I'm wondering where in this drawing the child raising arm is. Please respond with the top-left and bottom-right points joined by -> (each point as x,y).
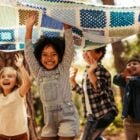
25,14 -> 79,140
0,53 -> 31,140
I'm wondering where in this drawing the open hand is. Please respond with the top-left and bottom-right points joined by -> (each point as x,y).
26,13 -> 36,29
15,53 -> 24,68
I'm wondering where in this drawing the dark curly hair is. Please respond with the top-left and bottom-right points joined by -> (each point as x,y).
34,35 -> 65,67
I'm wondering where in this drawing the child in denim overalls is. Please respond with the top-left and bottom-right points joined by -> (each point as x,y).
25,14 -> 79,140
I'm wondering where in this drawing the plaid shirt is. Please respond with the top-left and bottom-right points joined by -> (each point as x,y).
73,63 -> 118,119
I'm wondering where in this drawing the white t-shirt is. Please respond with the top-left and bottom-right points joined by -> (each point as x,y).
0,89 -> 28,136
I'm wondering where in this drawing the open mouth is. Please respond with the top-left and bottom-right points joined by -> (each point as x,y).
3,82 -> 10,86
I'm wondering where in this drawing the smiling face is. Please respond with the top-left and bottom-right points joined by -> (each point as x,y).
41,45 -> 59,70
83,50 -> 102,65
0,68 -> 17,95
126,61 -> 140,76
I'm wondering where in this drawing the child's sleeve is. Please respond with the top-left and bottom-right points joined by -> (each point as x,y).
129,77 -> 140,87
61,29 -> 74,69
24,39 -> 41,78
113,74 -> 126,87
72,83 -> 84,95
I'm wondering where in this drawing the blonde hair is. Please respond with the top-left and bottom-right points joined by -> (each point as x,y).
0,67 -> 22,93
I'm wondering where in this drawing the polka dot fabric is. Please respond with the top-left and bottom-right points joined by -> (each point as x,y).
80,9 -> 106,29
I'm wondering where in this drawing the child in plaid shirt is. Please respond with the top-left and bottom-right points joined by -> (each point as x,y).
70,44 -> 118,140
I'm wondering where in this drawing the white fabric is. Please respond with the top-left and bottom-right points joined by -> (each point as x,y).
83,73 -> 92,116
0,89 -> 28,136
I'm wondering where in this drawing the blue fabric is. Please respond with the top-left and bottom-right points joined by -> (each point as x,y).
80,9 -> 106,28
0,29 -> 15,42
82,111 -> 115,140
41,12 -> 63,29
110,12 -> 134,27
0,44 -> 16,50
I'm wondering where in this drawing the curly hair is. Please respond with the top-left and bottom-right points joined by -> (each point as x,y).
34,36 -> 65,67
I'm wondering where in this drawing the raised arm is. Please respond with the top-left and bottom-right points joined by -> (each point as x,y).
113,73 -> 127,87
15,53 -> 31,97
24,13 -> 41,78
61,24 -> 74,69
25,14 -> 36,39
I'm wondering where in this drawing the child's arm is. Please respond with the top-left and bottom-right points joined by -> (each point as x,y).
70,66 -> 84,95
113,73 -> 126,87
24,13 -> 41,78
70,66 -> 78,88
61,23 -> 74,69
15,53 -> 31,97
25,14 -> 36,39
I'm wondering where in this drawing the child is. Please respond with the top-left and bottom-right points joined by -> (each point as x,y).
70,45 -> 118,140
25,14 -> 79,140
0,53 -> 31,140
113,58 -> 140,140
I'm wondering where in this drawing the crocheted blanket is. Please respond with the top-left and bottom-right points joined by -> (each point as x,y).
0,0 -> 140,51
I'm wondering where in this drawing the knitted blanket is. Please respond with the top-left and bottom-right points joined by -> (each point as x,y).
0,0 -> 140,51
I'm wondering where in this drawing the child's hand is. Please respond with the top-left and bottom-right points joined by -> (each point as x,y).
70,67 -> 78,80
63,23 -> 72,30
70,66 -> 78,87
87,58 -> 97,75
15,53 -> 24,68
26,13 -> 36,29
122,68 -> 132,77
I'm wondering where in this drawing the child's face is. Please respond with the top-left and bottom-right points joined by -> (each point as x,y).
83,50 -> 101,65
126,61 -> 140,76
0,70 -> 17,94
41,45 -> 59,70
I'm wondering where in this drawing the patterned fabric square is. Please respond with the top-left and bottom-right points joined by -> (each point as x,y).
49,9 -> 76,26
80,9 -> 106,28
18,27 -> 39,42
110,11 -> 134,27
19,43 -> 24,50
41,11 -> 63,29
18,9 -> 39,25
0,6 -> 16,27
109,27 -> 135,37
0,44 -> 16,51
18,28 -> 25,42
42,30 -> 61,37
72,27 -> 83,37
0,29 -> 15,42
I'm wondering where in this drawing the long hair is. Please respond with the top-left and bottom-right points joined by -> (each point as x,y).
0,67 -> 22,93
